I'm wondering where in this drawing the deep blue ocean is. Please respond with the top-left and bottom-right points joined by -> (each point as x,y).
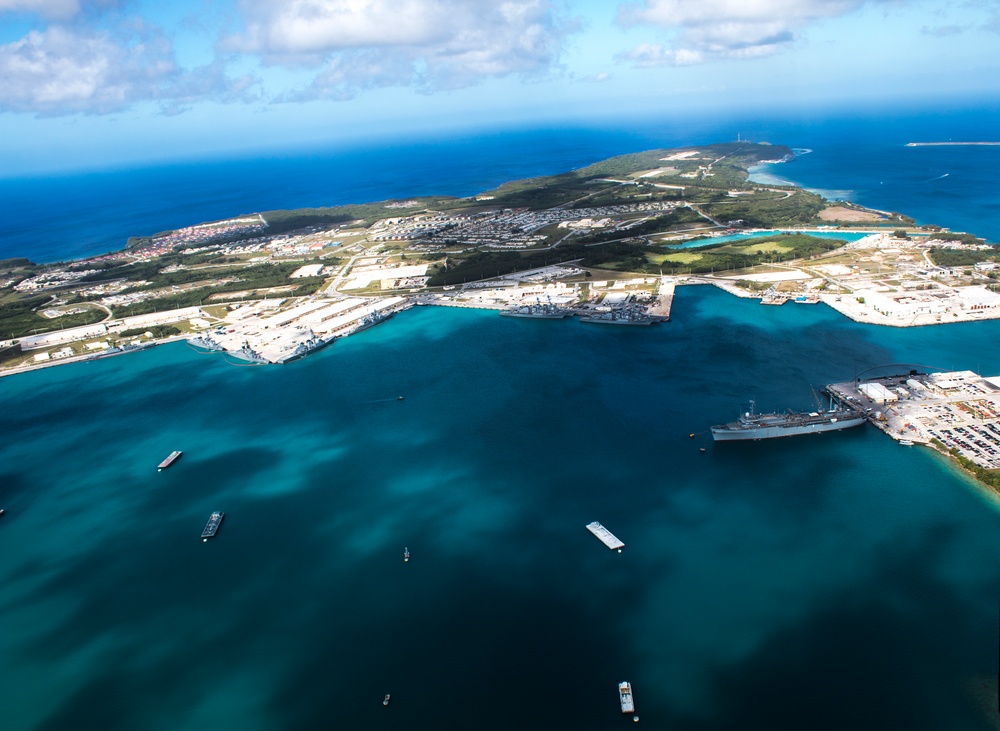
2,106 -> 999,264
3,110 -> 1000,730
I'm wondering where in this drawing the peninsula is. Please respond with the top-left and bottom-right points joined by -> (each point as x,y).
2,141 -> 999,376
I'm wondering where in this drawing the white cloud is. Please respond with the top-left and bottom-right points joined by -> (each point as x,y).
0,0 -> 117,20
616,0 -> 892,66
229,0 -> 572,96
0,25 -> 258,115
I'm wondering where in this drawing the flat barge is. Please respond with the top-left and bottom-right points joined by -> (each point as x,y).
158,451 -> 182,471
619,681 -> 635,714
586,521 -> 624,551
201,511 -> 224,541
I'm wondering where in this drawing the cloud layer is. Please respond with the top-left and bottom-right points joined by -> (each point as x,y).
617,0 -> 877,66
0,24 -> 257,115
231,0 -> 570,98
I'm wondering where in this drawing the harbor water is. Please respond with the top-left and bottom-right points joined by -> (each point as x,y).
2,290 -> 1000,730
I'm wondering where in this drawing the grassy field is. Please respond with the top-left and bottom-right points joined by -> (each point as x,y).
648,252 -> 703,265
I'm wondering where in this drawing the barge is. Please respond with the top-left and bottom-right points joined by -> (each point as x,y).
158,451 -> 182,471
619,681 -> 635,714
586,521 -> 624,551
201,511 -> 224,541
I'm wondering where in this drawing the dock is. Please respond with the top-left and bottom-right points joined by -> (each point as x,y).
201,511 -> 224,540
648,276 -> 675,320
586,521 -> 624,550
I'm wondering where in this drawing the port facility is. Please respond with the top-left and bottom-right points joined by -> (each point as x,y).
586,522 -> 625,550
827,369 -> 1000,469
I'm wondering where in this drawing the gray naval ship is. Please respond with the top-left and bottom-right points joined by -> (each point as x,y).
711,398 -> 866,441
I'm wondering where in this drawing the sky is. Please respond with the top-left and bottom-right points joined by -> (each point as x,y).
2,0 -> 1000,175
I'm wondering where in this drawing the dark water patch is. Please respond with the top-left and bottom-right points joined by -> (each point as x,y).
690,527 -> 997,731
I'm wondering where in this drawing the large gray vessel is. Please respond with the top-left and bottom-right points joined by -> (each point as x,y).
711,399 -> 866,441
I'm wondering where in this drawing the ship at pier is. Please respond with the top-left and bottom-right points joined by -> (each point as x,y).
500,299 -> 570,319
711,397 -> 866,441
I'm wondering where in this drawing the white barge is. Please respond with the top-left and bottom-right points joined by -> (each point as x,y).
619,681 -> 635,714
586,521 -> 624,551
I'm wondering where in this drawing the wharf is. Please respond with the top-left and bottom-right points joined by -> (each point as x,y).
648,276 -> 675,320
586,521 -> 625,550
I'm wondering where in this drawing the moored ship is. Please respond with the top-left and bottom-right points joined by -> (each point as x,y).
499,302 -> 570,319
280,332 -> 334,363
711,399 -> 866,441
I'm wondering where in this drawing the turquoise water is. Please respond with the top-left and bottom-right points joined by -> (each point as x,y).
3,290 -> 1000,730
751,144 -> 1000,242
670,230 -> 871,249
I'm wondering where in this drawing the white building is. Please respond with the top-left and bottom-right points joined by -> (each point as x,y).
859,382 -> 898,404
957,286 -> 1000,311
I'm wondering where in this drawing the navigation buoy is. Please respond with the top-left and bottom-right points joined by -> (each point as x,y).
633,715 -> 640,722
689,433 -> 694,438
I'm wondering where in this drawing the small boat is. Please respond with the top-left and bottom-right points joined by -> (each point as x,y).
0,509 -> 5,517
397,396 -> 405,401
899,439 -> 914,446
383,694 -> 391,706
403,547 -> 410,562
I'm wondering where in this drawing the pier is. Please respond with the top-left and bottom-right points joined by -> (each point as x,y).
648,276 -> 675,320
586,521 -> 625,550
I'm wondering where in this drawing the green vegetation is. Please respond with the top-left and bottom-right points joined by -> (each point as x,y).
928,246 -> 1000,267
648,251 -> 702,265
109,266 -> 327,317
577,208 -> 705,244
0,294 -> 106,339
118,324 -> 181,339
931,232 -> 987,247
426,231 -> 847,285
692,190 -> 827,227
946,445 -> 1000,491
451,143 -> 793,211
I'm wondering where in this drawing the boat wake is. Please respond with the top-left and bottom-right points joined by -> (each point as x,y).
926,173 -> 950,182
